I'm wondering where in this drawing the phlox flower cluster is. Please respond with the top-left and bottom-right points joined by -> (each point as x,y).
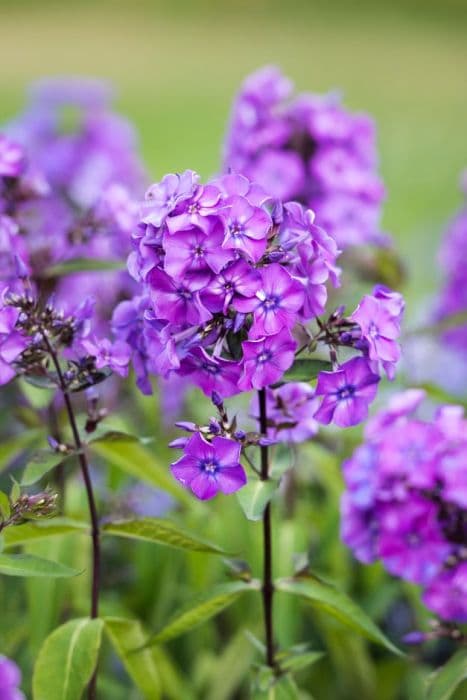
341,390 -> 467,622
118,168 -> 404,498
0,655 -> 25,700
223,66 -> 389,248
0,79 -> 146,327
435,171 -> 467,354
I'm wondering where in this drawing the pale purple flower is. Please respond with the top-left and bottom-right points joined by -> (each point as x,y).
171,432 -> 246,500
222,195 -> 271,262
80,337 -> 131,377
147,268 -> 212,328
180,348 -> 241,399
0,655 -> 24,700
314,357 -> 380,428
423,563 -> 467,623
141,170 -> 199,227
163,222 -> 232,277
240,329 -> 296,390
235,264 -> 304,336
0,302 -> 28,385
201,259 -> 261,314
0,135 -> 25,178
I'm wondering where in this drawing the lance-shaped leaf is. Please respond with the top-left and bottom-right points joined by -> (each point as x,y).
3,518 -> 88,549
21,449 -> 78,486
42,258 -> 125,278
276,577 -> 401,655
89,438 -> 191,504
33,618 -> 104,700
0,553 -> 79,577
0,490 -> 11,520
237,479 -> 279,521
103,517 -> 227,555
104,617 -> 162,699
146,581 -> 259,646
426,648 -> 467,700
280,359 -> 332,384
0,429 -> 43,474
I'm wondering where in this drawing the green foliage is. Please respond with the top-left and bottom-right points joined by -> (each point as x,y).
103,517 -> 228,554
21,449 -> 77,486
280,359 -> 332,384
104,617 -> 162,699
237,479 -> 279,521
276,576 -> 401,655
426,649 -> 467,700
89,437 -> 191,504
146,581 -> 259,646
3,518 -> 88,548
0,553 -> 79,577
0,429 -> 43,474
42,258 -> 125,277
33,618 -> 104,700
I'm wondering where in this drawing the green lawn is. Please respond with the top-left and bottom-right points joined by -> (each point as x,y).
1,0 -> 466,309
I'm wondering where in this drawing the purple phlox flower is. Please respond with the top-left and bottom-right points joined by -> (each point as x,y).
377,498 -> 452,585
222,195 -> 272,262
171,431 -> 246,500
0,134 -> 26,178
80,336 -> 131,377
423,562 -> 467,623
223,66 -> 390,249
165,183 -> 222,232
179,347 -> 241,399
250,149 -> 306,201
351,290 -> 403,378
249,382 -> 319,442
340,493 -> 378,564
235,263 -> 304,336
342,443 -> 379,509
216,172 -> 270,208
163,221 -> 232,277
147,267 -> 212,328
314,357 -> 380,428
141,170 -> 199,227
239,328 -> 297,390
364,388 -> 426,439
201,259 -> 261,314
0,654 -> 25,700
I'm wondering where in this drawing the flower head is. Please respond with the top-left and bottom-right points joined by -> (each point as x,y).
171,432 -> 246,500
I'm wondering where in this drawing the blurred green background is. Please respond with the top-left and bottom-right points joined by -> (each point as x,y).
1,0 -> 466,312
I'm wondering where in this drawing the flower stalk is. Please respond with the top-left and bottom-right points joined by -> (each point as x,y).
258,388 -> 276,669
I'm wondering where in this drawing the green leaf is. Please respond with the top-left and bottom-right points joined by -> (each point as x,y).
0,429 -> 43,474
104,617 -> 161,699
42,257 -> 125,278
21,449 -> 77,486
280,650 -> 324,673
86,428 -> 152,445
277,577 -> 401,655
33,618 -> 104,700
3,518 -> 88,549
280,358 -> 332,384
103,517 -> 227,554
237,479 -> 278,521
0,553 -> 79,577
89,438 -> 191,504
426,648 -> 467,700
0,490 -> 11,520
146,581 -> 258,646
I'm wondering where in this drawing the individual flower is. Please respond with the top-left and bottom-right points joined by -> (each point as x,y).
171,432 -> 246,500
0,654 -> 25,700
0,135 -> 25,178
239,329 -> 297,391
0,293 -> 29,385
80,337 -> 131,377
314,357 -> 380,428
223,66 -> 389,249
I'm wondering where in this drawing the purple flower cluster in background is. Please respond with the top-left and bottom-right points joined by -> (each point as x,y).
1,79 -> 146,329
341,390 -> 467,622
223,66 -> 390,249
0,655 -> 25,700
249,382 -> 319,443
435,171 -> 467,354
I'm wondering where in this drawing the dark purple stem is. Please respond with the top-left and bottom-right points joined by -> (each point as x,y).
258,388 -> 276,669
42,332 -> 100,699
